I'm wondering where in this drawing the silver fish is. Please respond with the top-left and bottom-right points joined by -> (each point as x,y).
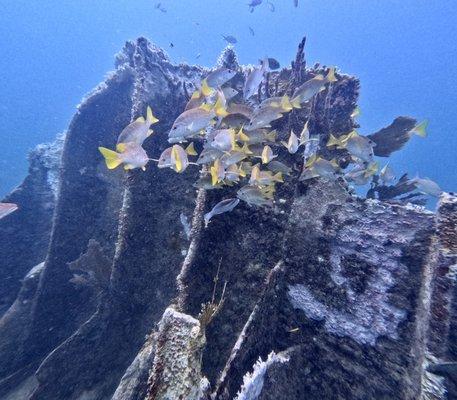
410,177 -> 442,197
206,68 -> 237,88
169,107 -> 215,142
267,160 -> 292,175
346,135 -> 375,162
237,185 -> 273,207
243,59 -> 269,100
222,35 -> 238,44
0,203 -> 18,219
117,106 -> 158,146
196,147 -> 224,165
246,108 -> 283,131
204,198 -> 240,226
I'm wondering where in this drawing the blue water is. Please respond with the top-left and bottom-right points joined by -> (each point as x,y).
1,0 -> 456,197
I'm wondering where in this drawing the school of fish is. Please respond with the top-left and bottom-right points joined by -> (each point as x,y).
98,57 -> 440,226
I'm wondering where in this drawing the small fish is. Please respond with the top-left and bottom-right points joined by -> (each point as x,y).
267,160 -> 292,175
157,145 -> 189,173
171,145 -> 189,173
410,177 -> 442,197
227,103 -> 254,119
221,87 -> 238,101
169,99 -> 227,142
261,57 -> 280,70
282,131 -> 300,154
210,159 -> 226,185
243,58 -> 269,100
344,162 -> 378,185
346,135 -> 375,162
291,68 -> 336,105
117,106 -> 159,146
194,175 -> 224,190
180,213 -> 191,240
206,68 -> 237,88
241,129 -> 277,144
154,2 -> 167,12
260,145 -> 277,164
379,163 -> 396,185
196,53 -> 201,59
99,142 -> 149,171
220,151 -> 247,167
210,129 -> 236,152
300,157 -> 338,181
248,0 -> 263,12
266,1 -> 275,12
222,35 -> 238,45
204,198 -> 240,226
225,164 -> 245,182
246,108 -> 283,131
257,95 -> 300,113
249,165 -> 283,185
237,185 -> 273,207
0,203 -> 18,220
170,42 -> 174,48
249,26 -> 255,36
196,147 -> 224,165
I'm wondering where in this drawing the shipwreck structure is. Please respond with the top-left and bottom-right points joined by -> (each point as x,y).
0,37 -> 455,400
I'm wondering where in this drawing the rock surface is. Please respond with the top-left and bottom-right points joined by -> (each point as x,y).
0,37 -> 455,400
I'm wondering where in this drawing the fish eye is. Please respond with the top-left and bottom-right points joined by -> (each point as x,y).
173,126 -> 177,130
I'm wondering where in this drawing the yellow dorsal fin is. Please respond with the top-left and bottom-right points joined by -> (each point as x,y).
136,116 -> 145,123
214,95 -> 228,117
274,172 -> 283,182
185,142 -> 198,156
241,142 -> 253,155
191,90 -> 201,100
290,96 -> 302,109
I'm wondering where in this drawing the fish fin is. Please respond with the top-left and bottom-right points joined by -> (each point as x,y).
281,95 -> 293,111
146,106 -> 159,124
199,103 -> 212,112
124,164 -> 134,170
330,159 -> 340,168
210,166 -> 218,185
136,116 -> 145,123
274,172 -> 284,182
214,96 -> 228,117
265,130 -> 277,142
281,140 -> 288,148
290,96 -> 302,109
141,166 -> 146,171
201,79 -> 213,97
326,67 -> 337,83
327,134 -> 343,148
99,147 -> 122,170
411,120 -> 428,137
185,142 -> 198,156
237,128 -> 250,142
116,143 -> 127,152
148,129 -> 154,137
191,90 -> 201,100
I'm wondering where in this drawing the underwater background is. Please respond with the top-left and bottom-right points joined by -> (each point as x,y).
0,0 -> 456,197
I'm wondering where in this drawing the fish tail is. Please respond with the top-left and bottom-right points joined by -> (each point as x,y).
274,172 -> 283,182
290,96 -> 302,109
201,79 -> 213,97
99,147 -> 122,169
214,96 -> 228,117
281,95 -> 293,111
185,142 -> 198,156
146,106 -> 159,124
412,120 -> 428,137
327,134 -> 341,148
